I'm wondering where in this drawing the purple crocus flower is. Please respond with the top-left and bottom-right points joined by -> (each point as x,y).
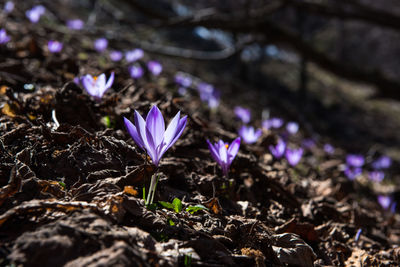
197,82 -> 213,95
129,65 -> 144,79
4,1 -> 14,13
346,154 -> 365,167
234,106 -> 251,124
109,51 -> 123,62
175,73 -> 192,88
344,166 -> 362,180
47,40 -> 63,53
239,126 -> 262,144
378,195 -> 392,210
124,105 -> 187,167
302,138 -> 316,149
324,144 -> 335,155
286,122 -> 299,134
207,137 -> 241,177
67,19 -> 84,30
147,61 -> 162,76
285,148 -> 303,166
125,49 -> 144,62
368,171 -> 384,183
207,90 -> 220,109
372,156 -> 392,170
26,5 -> 45,23
0,29 -> 10,44
94,38 -> 108,52
81,72 -> 115,101
263,118 -> 284,129
178,87 -> 187,96
269,138 -> 286,159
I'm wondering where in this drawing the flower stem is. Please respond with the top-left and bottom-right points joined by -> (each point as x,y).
145,172 -> 160,206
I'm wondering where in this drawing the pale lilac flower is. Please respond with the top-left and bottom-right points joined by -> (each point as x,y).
81,72 -> 115,101
0,29 -> 10,44
269,139 -> 286,159
129,65 -> 143,79
285,148 -> 303,166
378,195 -> 392,210
263,118 -> 284,129
346,154 -> 365,167
94,38 -> 108,52
207,90 -> 220,108
125,49 -> 143,62
368,171 -> 384,183
372,156 -> 391,170
239,126 -> 262,144
324,144 -> 335,155
234,106 -> 251,124
109,51 -> 123,61
175,73 -> 192,88
207,137 -> 241,177
73,76 -> 81,85
286,122 -> 299,134
147,61 -> 162,76
302,138 -> 316,149
344,166 -> 362,180
4,1 -> 14,13
178,87 -> 187,96
26,5 -> 45,23
197,82 -> 214,95
67,19 -> 84,30
47,40 -> 63,53
124,106 -> 187,166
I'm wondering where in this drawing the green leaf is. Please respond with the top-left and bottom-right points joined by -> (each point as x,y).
185,204 -> 209,214
172,198 -> 182,213
158,201 -> 174,210
168,218 -> 175,226
58,181 -> 66,189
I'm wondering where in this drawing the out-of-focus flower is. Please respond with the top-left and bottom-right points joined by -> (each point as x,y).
125,49 -> 144,62
0,29 -> 10,44
67,19 -> 84,30
324,144 -> 335,155
178,87 -> 187,96
206,89 -> 220,108
81,72 -> 114,101
47,40 -> 63,53
368,171 -> 384,183
207,137 -> 241,177
129,65 -> 143,79
94,38 -> 108,52
269,138 -> 286,159
378,195 -> 393,210
175,72 -> 192,88
109,51 -> 123,61
26,5 -> 45,23
344,166 -> 362,180
234,106 -> 251,124
346,154 -> 365,167
372,156 -> 392,170
73,76 -> 81,85
197,82 -> 220,108
355,229 -> 362,242
4,1 -> 14,13
124,105 -> 187,166
239,126 -> 261,144
286,122 -> 299,134
147,61 -> 162,76
285,147 -> 303,166
302,138 -> 316,149
263,117 -> 284,129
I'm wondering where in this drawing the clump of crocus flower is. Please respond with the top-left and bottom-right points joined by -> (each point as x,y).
67,19 -> 84,30
343,154 -> 365,180
109,51 -> 123,62
124,105 -> 187,205
81,72 -> 115,101
239,126 -> 261,144
129,65 -> 144,79
26,5 -> 45,23
94,38 -> 108,52
47,40 -> 63,53
234,106 -> 251,124
207,137 -> 241,177
147,61 -> 162,76
0,29 -> 10,44
269,138 -> 286,159
285,147 -> 303,166
125,49 -> 144,62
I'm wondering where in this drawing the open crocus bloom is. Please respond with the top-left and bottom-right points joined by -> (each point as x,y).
207,137 -> 241,177
81,72 -> 115,101
124,106 -> 187,167
269,138 -> 286,159
26,5 -> 45,23
234,106 -> 251,124
285,147 -> 303,166
239,126 -> 261,144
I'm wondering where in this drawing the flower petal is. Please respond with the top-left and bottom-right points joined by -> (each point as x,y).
145,125 -> 158,166
227,137 -> 240,165
163,111 -> 181,146
159,115 -> 187,159
145,106 -> 165,148
105,72 -> 115,90
81,75 -> 96,96
218,140 -> 228,164
134,110 -> 149,150
124,117 -> 144,150
207,140 -> 220,164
